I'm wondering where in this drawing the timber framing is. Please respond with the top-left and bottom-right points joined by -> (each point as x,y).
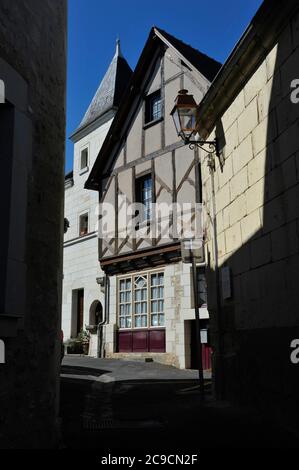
100,242 -> 182,275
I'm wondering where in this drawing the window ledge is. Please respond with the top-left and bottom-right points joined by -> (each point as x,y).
143,117 -> 163,130
79,166 -> 89,175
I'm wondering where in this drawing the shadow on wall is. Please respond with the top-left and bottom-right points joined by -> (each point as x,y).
209,20 -> 299,430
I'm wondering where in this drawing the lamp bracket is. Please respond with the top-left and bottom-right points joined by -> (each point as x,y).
185,138 -> 223,172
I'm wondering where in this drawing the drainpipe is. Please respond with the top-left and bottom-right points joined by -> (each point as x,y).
207,153 -> 224,399
96,274 -> 110,358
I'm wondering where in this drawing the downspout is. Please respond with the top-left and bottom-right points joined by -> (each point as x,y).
96,274 -> 110,358
207,154 -> 224,399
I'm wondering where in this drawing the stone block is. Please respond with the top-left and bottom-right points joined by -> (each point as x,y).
222,89 -> 245,132
247,148 -> 267,186
273,120 -> 299,167
245,178 -> 265,214
263,194 -> 286,233
218,154 -> 234,189
230,166 -> 248,201
250,234 -> 272,268
232,134 -> 253,175
237,98 -> 258,143
244,61 -> 267,107
223,120 -> 239,158
271,221 -> 299,261
252,112 -> 277,157
225,222 -> 242,254
215,182 -> 230,212
229,193 -> 247,226
240,209 -> 262,243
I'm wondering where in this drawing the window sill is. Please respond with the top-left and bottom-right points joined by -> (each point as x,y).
79,232 -> 89,238
143,117 -> 163,130
79,166 -> 89,175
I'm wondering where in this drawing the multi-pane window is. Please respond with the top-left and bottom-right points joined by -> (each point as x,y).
119,278 -> 132,328
150,273 -> 164,327
134,276 -> 148,327
135,174 -> 153,221
145,90 -> 162,124
79,213 -> 88,236
118,272 -> 164,329
80,148 -> 88,169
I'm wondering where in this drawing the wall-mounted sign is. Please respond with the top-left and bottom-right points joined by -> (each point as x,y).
221,266 -> 232,300
0,79 -> 5,103
0,339 -> 5,363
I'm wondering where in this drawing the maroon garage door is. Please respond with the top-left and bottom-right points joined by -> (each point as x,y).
118,329 -> 165,353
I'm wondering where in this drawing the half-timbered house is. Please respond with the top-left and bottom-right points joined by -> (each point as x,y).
85,28 -> 221,368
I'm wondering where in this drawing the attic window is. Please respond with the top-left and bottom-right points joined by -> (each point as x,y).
144,90 -> 162,125
80,148 -> 88,170
79,213 -> 89,236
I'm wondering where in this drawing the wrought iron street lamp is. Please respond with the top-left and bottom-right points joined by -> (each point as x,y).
171,89 -> 220,165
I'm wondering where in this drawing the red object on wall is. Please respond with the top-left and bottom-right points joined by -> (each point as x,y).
132,330 -> 148,351
202,344 -> 212,370
118,330 -> 132,352
118,329 -> 165,353
149,329 -> 165,352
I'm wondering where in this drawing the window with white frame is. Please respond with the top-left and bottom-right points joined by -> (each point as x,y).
118,271 -> 164,329
80,148 -> 88,170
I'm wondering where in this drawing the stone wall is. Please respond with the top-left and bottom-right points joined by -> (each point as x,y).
201,11 -> 299,429
0,1 -> 67,448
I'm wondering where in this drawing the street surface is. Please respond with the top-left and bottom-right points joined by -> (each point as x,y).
60,356 -> 298,449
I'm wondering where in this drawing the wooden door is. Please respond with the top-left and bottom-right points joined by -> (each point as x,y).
77,289 -> 84,335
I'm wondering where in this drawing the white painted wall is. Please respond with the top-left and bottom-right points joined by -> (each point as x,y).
62,114 -> 114,343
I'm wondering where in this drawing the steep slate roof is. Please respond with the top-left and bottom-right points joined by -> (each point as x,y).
74,40 -> 133,135
155,28 -> 221,82
85,27 -> 222,190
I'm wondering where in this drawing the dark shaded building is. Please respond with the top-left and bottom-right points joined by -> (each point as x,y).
0,0 -> 67,448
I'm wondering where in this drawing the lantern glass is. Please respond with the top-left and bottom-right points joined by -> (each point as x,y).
172,108 -> 181,136
170,89 -> 198,142
179,107 -> 197,139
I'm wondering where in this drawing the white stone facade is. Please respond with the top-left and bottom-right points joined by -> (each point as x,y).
62,113 -> 114,346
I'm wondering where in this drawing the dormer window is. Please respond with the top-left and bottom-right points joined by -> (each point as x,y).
79,213 -> 88,236
80,148 -> 88,170
144,90 -> 162,125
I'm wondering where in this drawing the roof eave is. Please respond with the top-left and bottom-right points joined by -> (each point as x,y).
196,0 -> 299,138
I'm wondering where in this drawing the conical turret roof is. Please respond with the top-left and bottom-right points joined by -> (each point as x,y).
75,40 -> 133,133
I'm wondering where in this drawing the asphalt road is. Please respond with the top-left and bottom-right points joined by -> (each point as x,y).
60,356 -> 299,450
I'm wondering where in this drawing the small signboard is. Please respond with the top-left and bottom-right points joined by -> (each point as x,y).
221,266 -> 231,300
0,79 -> 5,103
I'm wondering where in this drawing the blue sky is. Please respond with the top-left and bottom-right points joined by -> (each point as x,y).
65,0 -> 263,173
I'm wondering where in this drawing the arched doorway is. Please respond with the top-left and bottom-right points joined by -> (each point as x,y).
89,300 -> 103,326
